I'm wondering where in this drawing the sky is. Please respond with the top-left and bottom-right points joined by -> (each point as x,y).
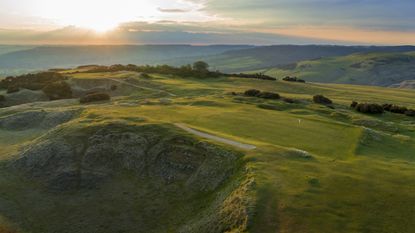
0,0 -> 414,45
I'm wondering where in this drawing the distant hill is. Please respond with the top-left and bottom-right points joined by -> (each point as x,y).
258,51 -> 415,86
0,45 -> 34,56
1,45 -> 415,76
198,45 -> 415,73
0,45 -> 252,76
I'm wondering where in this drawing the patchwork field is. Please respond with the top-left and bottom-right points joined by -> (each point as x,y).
1,69 -> 415,232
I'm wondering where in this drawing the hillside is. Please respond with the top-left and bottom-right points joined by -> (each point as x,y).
1,45 -> 415,77
0,45 -> 252,76
197,45 -> 415,73
1,67 -> 415,232
258,52 -> 415,86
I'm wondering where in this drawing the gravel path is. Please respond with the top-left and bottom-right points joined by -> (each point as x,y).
174,123 -> 256,150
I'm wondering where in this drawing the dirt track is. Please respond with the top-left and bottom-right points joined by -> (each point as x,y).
174,123 -> 256,150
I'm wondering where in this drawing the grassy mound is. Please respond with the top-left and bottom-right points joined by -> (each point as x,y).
2,121 -> 252,233
0,109 -> 79,131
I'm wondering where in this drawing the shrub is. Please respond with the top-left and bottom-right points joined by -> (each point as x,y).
140,73 -> 151,79
244,89 -> 261,97
0,72 -> 67,91
351,101 -> 358,108
110,85 -> 118,91
382,104 -> 393,111
193,61 -> 209,72
257,92 -> 280,99
0,95 -> 5,101
80,92 -> 110,103
405,110 -> 415,117
228,73 -> 276,81
282,97 -> 295,104
355,103 -> 384,114
389,105 -> 408,114
7,86 -> 20,94
313,95 -> 332,105
282,76 -> 306,83
42,81 -> 72,100
383,104 -> 410,114
308,178 -> 320,187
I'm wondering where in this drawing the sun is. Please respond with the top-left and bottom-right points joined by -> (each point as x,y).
76,20 -> 120,33
33,0 -> 158,32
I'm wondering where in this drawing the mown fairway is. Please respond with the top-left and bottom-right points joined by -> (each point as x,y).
1,70 -> 415,233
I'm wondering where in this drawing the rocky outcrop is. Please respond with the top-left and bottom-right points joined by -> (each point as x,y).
12,123 -> 240,192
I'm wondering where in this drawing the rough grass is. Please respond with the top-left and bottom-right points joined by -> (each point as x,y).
1,69 -> 415,232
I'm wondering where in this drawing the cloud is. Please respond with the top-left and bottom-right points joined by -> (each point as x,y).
158,8 -> 190,13
0,0 -> 414,45
0,22 -> 337,45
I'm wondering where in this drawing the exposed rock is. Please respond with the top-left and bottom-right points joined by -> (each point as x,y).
12,123 -> 240,192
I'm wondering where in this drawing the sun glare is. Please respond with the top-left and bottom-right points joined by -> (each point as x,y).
33,0 -> 158,32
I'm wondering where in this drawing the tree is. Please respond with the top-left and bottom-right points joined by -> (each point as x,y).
192,61 -> 209,72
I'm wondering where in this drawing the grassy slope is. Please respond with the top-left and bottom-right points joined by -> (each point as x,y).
258,52 -> 415,86
1,71 -> 415,232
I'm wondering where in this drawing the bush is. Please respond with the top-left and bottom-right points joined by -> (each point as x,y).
313,95 -> 332,105
405,110 -> 415,117
110,85 -> 118,91
351,101 -> 358,108
355,103 -> 384,114
140,73 -> 151,79
383,104 -> 410,115
7,86 -> 20,94
0,95 -> 5,101
282,97 -> 295,104
228,73 -> 276,81
1,72 -> 66,91
282,76 -> 306,83
80,92 -> 110,103
257,92 -> 280,100
389,105 -> 408,114
244,89 -> 261,97
42,81 -> 72,100
382,104 -> 392,111
193,61 -> 209,72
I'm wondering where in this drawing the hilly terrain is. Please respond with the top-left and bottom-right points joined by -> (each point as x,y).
0,45 -> 252,76
1,66 -> 415,232
194,45 -> 415,73
257,52 -> 415,87
1,45 -> 415,77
